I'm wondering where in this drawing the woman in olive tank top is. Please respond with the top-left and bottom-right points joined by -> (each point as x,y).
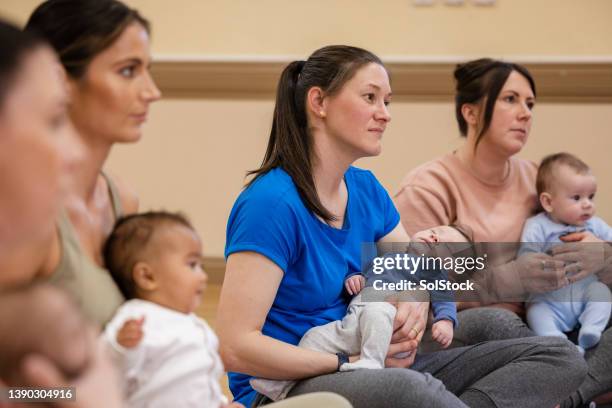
23,0 -> 162,326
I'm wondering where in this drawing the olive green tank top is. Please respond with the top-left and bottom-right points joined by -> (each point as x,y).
48,172 -> 125,327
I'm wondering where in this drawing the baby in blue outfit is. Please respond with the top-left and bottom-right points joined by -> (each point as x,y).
520,152 -> 612,354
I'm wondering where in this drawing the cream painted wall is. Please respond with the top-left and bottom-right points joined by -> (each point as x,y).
106,100 -> 612,256
2,0 -> 612,56
2,1 -> 611,256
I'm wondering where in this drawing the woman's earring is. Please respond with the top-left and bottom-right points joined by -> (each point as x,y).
319,110 -> 326,118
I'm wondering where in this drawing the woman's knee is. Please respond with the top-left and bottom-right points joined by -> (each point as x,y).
461,307 -> 523,326
291,369 -> 461,408
368,369 -> 458,405
456,307 -> 533,343
599,325 -> 612,345
273,392 -> 352,408
530,336 -> 588,385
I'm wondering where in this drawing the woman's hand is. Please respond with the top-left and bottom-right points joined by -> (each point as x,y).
560,231 -> 603,244
384,300 -> 429,368
515,252 -> 567,294
554,231 -> 607,283
379,223 -> 429,368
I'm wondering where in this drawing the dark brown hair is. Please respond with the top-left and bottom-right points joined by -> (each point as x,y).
536,152 -> 590,196
25,0 -> 150,79
247,45 -> 386,222
454,58 -> 536,148
103,211 -> 194,299
0,19 -> 46,111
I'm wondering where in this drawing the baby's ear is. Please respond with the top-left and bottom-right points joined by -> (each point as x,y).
539,192 -> 553,213
132,262 -> 157,292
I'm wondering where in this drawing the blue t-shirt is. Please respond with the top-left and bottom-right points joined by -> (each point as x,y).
225,166 -> 400,406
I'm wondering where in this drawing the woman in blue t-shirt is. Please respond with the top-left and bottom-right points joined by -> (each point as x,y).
217,45 -> 587,408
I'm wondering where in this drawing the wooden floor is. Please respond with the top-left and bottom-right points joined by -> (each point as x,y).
194,283 -> 232,399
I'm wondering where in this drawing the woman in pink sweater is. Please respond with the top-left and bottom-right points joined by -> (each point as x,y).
394,58 -> 612,408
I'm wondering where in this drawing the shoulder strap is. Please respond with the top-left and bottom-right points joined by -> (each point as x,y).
100,171 -> 123,219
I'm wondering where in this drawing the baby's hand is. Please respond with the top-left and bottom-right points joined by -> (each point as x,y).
431,320 -> 453,348
345,275 -> 366,295
116,316 -> 145,349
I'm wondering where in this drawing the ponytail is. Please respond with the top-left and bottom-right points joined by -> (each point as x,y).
247,45 -> 384,223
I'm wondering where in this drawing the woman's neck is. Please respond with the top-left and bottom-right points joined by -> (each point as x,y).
311,133 -> 352,200
311,154 -> 348,204
73,131 -> 113,202
455,135 -> 510,184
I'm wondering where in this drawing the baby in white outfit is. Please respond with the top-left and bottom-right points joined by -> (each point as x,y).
103,211 -> 235,408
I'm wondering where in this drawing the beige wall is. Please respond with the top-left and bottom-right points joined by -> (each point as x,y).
106,100 -> 612,256
2,0 -> 612,56
2,1 -> 611,256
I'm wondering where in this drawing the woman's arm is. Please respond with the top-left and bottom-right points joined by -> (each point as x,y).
378,221 -> 411,244
377,223 -> 430,368
216,251 -> 338,380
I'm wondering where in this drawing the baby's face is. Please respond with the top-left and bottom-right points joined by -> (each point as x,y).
545,165 -> 596,226
413,226 -> 468,243
148,224 -> 208,314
